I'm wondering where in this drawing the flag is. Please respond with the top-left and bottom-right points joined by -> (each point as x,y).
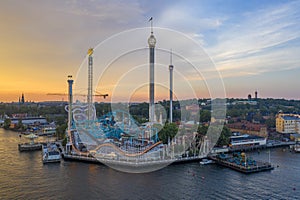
149,17 -> 153,22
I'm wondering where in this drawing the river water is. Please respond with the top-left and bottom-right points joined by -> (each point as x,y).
0,128 -> 299,200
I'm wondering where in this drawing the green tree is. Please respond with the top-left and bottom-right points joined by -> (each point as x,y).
197,124 -> 208,136
3,118 -> 11,129
55,116 -> 67,126
200,110 -> 211,123
216,126 -> 232,147
197,124 -> 231,147
16,119 -> 25,131
265,117 -> 275,129
56,124 -> 67,140
158,123 -> 178,144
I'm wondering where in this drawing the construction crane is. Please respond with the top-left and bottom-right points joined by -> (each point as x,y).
47,92 -> 108,99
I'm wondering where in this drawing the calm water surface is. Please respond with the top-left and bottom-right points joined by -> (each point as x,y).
0,129 -> 299,200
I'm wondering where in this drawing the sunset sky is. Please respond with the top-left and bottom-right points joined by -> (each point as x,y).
1,0 -> 300,102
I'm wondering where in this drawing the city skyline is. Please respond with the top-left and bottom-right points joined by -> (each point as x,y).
1,0 -> 300,102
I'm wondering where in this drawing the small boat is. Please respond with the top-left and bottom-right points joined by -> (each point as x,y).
42,143 -> 61,163
294,144 -> 300,153
200,158 -> 214,165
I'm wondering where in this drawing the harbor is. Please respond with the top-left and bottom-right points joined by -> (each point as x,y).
2,128 -> 300,200
16,131 -> 297,174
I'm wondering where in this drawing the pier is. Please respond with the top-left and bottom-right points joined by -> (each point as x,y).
62,151 -> 205,165
209,153 -> 274,174
63,153 -> 99,163
18,143 -> 42,151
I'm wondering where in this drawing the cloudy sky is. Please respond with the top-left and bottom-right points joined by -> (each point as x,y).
1,0 -> 300,102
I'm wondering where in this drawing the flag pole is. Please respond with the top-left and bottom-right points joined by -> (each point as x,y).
149,17 -> 153,34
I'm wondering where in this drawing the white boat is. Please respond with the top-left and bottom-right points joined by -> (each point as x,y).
200,158 -> 214,165
294,144 -> 300,153
42,143 -> 61,163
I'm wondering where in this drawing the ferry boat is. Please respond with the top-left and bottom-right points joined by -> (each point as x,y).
42,143 -> 61,163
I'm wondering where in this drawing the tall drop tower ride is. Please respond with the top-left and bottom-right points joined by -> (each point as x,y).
148,17 -> 156,123
87,48 -> 94,123
169,50 -> 174,123
67,75 -> 74,134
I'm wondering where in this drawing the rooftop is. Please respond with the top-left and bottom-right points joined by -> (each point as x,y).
227,120 -> 266,132
230,134 -> 265,141
282,116 -> 300,121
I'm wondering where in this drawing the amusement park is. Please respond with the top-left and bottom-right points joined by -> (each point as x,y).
62,20 -> 223,173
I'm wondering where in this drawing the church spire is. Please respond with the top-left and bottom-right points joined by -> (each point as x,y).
21,93 -> 25,104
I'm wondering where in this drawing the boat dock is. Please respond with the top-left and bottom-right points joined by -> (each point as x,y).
62,151 -> 205,166
209,153 -> 274,174
18,143 -> 42,151
63,153 -> 100,163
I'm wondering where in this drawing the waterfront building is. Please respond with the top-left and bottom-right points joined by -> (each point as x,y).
276,113 -> 300,134
9,117 -> 47,129
226,120 -> 268,138
229,134 -> 267,147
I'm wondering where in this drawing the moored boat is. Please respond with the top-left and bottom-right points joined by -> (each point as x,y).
42,143 -> 61,163
200,158 -> 214,165
294,144 -> 300,153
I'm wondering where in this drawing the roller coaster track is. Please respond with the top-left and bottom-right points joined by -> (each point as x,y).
68,130 -> 162,157
68,130 -> 90,156
93,141 -> 162,157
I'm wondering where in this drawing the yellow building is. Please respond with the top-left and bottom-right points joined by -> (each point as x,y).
276,113 -> 300,134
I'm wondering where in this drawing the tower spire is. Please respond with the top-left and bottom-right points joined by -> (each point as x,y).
21,93 -> 25,104
148,17 -> 156,124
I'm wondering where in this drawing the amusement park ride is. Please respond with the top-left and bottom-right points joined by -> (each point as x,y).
64,45 -> 166,169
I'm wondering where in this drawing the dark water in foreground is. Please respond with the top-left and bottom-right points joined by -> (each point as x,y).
0,129 -> 300,200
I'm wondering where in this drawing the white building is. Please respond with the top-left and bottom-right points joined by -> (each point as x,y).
230,134 -> 266,146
